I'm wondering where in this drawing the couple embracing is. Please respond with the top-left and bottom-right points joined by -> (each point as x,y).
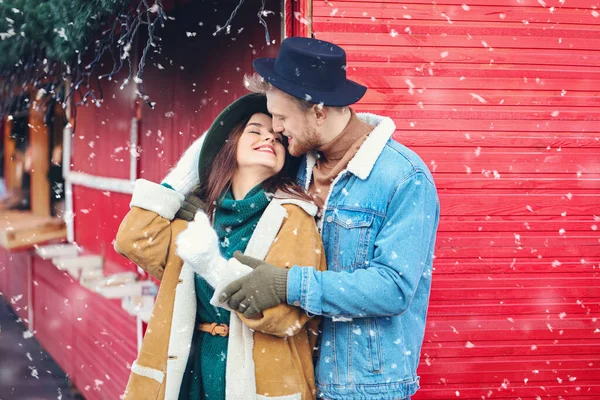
115,37 -> 439,400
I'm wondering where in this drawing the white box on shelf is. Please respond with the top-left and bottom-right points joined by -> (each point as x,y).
52,255 -> 103,271
122,295 -> 155,323
93,274 -> 153,299
34,243 -> 80,260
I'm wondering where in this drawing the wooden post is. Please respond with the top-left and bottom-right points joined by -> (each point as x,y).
29,98 -> 51,217
3,117 -> 17,191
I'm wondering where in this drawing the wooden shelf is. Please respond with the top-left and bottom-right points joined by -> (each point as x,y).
0,211 -> 67,250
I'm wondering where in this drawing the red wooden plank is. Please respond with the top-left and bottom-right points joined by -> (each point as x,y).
420,354 -> 599,373
351,61 -> 600,80
394,131 -> 600,149
438,215 -> 600,232
438,192 -> 600,216
436,245 -> 599,259
399,131 -> 600,148
318,31 -> 600,51
362,88 -> 600,107
436,231 -> 600,247
314,4 -> 600,25
428,299 -> 600,317
434,175 -> 600,190
420,370 -> 600,387
318,0 -> 600,8
431,285 -> 600,300
342,45 -> 600,67
420,371 -> 599,388
431,275 -> 600,290
389,118 -> 600,132
432,257 -> 600,273
422,338 -> 600,356
415,387 -> 600,400
360,105 -> 600,120
413,147 -> 600,174
316,19 -> 600,39
426,316 -> 598,340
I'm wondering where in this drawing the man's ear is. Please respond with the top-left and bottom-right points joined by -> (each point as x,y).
313,103 -> 327,126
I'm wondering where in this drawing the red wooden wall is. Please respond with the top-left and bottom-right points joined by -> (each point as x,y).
311,0 -> 600,398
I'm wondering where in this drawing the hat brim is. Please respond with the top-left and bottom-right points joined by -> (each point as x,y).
253,58 -> 367,107
197,94 -> 270,187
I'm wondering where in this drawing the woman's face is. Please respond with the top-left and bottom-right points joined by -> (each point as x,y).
236,113 -> 286,177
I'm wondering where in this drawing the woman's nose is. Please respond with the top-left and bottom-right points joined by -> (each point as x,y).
262,133 -> 276,142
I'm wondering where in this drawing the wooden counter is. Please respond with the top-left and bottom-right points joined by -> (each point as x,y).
0,211 -> 67,250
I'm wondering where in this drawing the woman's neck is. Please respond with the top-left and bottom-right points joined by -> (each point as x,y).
231,169 -> 267,200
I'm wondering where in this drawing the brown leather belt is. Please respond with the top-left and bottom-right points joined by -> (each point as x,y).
198,322 -> 229,337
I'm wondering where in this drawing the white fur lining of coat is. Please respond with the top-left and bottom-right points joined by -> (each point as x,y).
130,179 -> 185,220
130,360 -> 165,384
164,263 -> 197,399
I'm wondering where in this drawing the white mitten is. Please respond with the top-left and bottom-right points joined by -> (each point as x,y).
162,134 -> 206,195
175,211 -> 224,288
175,212 -> 254,308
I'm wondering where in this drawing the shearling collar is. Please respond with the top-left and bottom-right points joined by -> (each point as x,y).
303,113 -> 395,185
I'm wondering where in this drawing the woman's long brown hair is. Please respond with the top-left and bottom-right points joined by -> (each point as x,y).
196,115 -> 312,220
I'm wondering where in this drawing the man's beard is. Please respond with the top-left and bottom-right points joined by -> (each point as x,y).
289,124 -> 320,157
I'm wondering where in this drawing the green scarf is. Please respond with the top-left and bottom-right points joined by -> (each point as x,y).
213,185 -> 271,259
184,185 -> 270,400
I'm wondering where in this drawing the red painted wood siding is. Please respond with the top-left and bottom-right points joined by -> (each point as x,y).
311,0 -> 600,398
0,248 -> 30,324
138,0 -> 281,183
32,257 -> 137,399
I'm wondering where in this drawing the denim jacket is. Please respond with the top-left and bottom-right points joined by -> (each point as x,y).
287,113 -> 440,399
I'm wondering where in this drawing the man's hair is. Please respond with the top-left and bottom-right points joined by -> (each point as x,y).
244,73 -> 346,113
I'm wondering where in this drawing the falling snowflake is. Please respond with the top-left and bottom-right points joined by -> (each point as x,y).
470,93 -> 487,103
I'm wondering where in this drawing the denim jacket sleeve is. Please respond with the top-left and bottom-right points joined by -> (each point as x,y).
287,171 -> 440,318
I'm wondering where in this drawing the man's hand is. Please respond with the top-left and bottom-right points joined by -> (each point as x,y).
219,251 -> 289,318
175,192 -> 207,221
161,136 -> 204,195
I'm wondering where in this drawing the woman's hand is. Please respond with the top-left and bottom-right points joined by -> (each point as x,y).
175,211 -> 222,285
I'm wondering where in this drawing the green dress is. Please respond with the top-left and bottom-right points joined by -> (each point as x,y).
180,185 -> 270,400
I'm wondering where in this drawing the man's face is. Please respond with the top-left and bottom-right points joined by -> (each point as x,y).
266,89 -> 321,157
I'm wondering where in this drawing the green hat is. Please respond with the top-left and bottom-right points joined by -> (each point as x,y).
197,93 -> 270,187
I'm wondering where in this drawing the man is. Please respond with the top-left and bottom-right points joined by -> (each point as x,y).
218,37 -> 440,399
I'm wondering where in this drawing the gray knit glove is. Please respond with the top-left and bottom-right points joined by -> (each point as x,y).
175,192 -> 207,222
219,251 -> 288,318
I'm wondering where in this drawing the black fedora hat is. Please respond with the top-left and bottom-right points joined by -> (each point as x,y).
253,37 -> 366,107
197,93 -> 302,190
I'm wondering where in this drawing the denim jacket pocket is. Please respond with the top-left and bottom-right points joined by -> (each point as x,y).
331,209 -> 375,272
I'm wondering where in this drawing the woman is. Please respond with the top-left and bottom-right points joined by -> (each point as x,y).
114,93 -> 326,400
